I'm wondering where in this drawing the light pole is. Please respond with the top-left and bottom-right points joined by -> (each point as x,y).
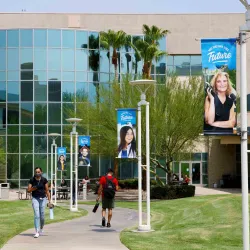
48,133 -> 60,206
130,79 -> 156,232
66,118 -> 82,212
238,1 -> 250,249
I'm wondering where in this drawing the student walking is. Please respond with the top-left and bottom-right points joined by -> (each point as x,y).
27,167 -> 51,238
96,168 -> 118,228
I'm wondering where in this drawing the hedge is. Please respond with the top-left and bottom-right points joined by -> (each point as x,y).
119,179 -> 157,189
150,185 -> 196,200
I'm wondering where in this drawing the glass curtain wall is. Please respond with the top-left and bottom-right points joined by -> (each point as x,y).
0,29 -> 167,187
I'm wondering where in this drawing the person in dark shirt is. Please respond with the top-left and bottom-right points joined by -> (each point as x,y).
204,72 -> 236,133
27,167 -> 51,238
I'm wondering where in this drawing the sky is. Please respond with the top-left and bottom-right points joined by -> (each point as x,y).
0,0 -> 248,13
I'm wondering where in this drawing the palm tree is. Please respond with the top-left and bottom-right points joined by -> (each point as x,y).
100,30 -> 128,81
132,25 -> 169,79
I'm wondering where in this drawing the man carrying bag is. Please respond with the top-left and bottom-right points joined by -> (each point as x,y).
96,168 -> 118,228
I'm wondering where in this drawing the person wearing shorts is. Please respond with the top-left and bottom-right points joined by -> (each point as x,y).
96,168 -> 118,228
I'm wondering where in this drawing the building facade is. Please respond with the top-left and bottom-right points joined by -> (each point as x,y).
0,13 -> 248,188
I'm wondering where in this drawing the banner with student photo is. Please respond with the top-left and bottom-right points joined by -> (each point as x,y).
78,136 -> 91,166
201,38 -> 237,135
57,147 -> 66,171
117,108 -> 137,158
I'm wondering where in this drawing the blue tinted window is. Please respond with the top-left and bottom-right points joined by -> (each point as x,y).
62,81 -> 75,101
7,30 -> 19,47
190,55 -> 202,76
48,30 -> 61,47
20,71 -> 33,80
76,31 -> 88,49
20,48 -> 33,69
76,72 -> 87,81
88,72 -> 99,82
88,50 -> 99,72
21,81 -> 33,101
62,49 -> 74,71
174,55 -> 190,76
76,82 -> 88,97
21,103 -> 33,124
34,29 -> 47,47
0,49 -> 6,70
35,104 -> 47,124
158,37 -> 166,51
7,81 -> 19,101
167,55 -> 174,66
20,29 -> 33,47
7,71 -> 19,81
62,71 -> 74,81
48,71 -> 61,80
0,30 -> 6,47
100,50 -> 109,73
48,81 -> 61,102
0,72 -> 5,81
121,53 -> 132,74
89,83 -> 96,102
34,81 -> 47,101
62,30 -> 75,48
48,49 -> 61,70
34,70 -> 47,81
76,50 -> 87,71
48,103 -> 61,124
156,57 -> 166,74
0,81 -> 6,101
7,48 -> 19,70
34,49 -> 47,70
89,32 -> 99,49
100,73 -> 109,83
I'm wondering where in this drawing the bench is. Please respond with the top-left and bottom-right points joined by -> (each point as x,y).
16,191 -> 24,200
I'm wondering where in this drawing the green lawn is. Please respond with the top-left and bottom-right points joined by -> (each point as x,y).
80,195 -> 243,250
120,195 -> 243,250
0,200 -> 87,248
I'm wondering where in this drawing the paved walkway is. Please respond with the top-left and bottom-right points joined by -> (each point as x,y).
2,205 -> 139,250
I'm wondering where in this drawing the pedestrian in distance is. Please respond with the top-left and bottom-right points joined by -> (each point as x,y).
27,167 -> 51,238
96,168 -> 118,228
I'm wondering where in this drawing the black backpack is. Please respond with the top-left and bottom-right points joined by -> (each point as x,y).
103,176 -> 116,199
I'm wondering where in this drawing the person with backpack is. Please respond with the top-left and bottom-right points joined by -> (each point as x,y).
96,168 -> 118,228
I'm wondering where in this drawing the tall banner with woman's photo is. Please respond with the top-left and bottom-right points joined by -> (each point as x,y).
57,147 -> 66,171
201,38 -> 237,135
117,108 -> 137,158
78,136 -> 91,166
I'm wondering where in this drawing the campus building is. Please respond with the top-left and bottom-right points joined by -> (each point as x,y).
0,12 -> 248,188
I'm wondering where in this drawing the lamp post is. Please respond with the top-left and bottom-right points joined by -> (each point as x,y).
66,118 -> 82,212
48,133 -> 60,206
130,79 -> 156,232
238,1 -> 250,249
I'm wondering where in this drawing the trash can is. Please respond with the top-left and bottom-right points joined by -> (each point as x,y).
0,183 -> 10,199
213,183 -> 218,189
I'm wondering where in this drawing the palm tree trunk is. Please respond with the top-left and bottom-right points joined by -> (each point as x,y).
112,49 -> 118,81
147,62 -> 152,79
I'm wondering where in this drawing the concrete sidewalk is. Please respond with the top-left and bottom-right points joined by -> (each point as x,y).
2,205 -> 139,250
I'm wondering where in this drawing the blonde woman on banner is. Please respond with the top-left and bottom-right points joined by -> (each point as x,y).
204,71 -> 236,133
118,125 -> 136,158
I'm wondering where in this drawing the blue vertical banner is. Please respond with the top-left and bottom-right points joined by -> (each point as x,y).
201,38 -> 237,135
117,108 -> 137,158
57,147 -> 66,171
78,136 -> 91,166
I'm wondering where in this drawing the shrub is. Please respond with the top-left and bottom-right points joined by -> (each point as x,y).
118,179 -> 158,189
151,185 -> 195,200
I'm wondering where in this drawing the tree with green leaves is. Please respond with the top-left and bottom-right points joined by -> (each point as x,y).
68,75 -> 203,184
132,25 -> 169,79
100,30 -> 128,81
